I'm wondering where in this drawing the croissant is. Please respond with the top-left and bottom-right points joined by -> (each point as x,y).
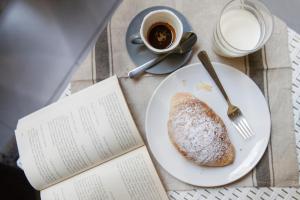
168,92 -> 235,167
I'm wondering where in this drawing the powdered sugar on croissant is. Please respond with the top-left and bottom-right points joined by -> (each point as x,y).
168,92 -> 235,167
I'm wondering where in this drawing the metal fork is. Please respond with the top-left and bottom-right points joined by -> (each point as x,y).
197,51 -> 254,139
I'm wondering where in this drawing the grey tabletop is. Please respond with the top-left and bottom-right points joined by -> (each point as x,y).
261,0 -> 300,33
0,0 -> 121,162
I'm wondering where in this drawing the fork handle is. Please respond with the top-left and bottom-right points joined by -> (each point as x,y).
197,51 -> 231,105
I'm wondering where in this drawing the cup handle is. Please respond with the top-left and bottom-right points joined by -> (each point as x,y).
130,33 -> 144,44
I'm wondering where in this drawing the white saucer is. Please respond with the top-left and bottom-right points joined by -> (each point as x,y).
145,62 -> 271,187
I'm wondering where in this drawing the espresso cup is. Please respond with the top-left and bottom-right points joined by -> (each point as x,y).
130,9 -> 183,54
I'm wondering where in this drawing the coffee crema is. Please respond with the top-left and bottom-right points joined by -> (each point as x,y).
147,22 -> 176,49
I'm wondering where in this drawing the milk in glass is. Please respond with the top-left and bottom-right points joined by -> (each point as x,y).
220,9 -> 261,51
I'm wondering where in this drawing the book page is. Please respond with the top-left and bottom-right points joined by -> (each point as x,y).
15,76 -> 143,190
41,146 -> 168,200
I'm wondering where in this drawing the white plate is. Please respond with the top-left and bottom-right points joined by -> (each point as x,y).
145,62 -> 271,187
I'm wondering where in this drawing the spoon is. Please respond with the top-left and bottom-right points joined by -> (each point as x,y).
128,32 -> 197,79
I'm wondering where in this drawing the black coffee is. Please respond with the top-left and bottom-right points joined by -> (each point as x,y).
147,22 -> 176,49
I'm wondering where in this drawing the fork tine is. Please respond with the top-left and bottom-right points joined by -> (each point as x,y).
241,118 -> 254,136
238,118 -> 251,138
237,119 -> 251,139
232,122 -> 247,139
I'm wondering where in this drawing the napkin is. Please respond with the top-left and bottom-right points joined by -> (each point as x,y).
71,0 -> 299,189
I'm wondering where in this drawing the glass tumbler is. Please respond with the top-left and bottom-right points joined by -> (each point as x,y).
213,0 -> 273,57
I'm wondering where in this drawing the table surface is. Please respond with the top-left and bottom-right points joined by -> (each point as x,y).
261,0 -> 300,32
3,1 -> 300,199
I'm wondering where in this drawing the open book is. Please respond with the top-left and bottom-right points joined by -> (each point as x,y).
15,76 -> 168,200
